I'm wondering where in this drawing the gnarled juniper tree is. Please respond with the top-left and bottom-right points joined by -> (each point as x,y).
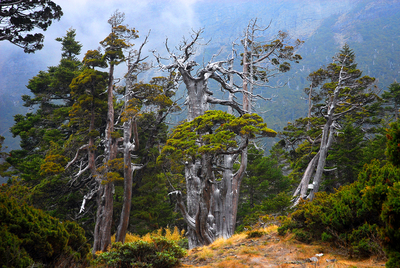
155,21 -> 302,248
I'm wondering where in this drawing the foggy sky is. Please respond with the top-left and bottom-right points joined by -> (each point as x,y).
0,0 -> 202,69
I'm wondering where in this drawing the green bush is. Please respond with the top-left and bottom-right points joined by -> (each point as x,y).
246,230 -> 266,238
321,232 -> 333,242
280,175 -> 386,258
279,121 -> 400,265
0,227 -> 32,267
277,216 -> 296,236
0,191 -> 90,267
94,236 -> 187,268
380,121 -> 400,267
293,229 -> 312,243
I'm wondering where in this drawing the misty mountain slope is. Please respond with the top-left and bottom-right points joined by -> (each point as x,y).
188,0 -> 400,151
1,0 -> 399,151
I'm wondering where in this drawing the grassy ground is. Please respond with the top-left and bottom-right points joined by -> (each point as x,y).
179,225 -> 386,268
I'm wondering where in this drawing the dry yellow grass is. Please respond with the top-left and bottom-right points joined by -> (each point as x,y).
238,245 -> 261,255
260,224 -> 279,234
216,260 -> 248,268
180,224 -> 386,268
193,246 -> 214,261
110,226 -> 185,244
210,233 -> 246,249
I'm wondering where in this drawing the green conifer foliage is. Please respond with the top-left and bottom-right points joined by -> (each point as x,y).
8,29 -> 83,183
0,136 -> 11,178
160,111 -> 276,166
386,120 -> 400,167
0,191 -> 90,267
324,118 -> 366,189
55,28 -> 82,60
382,82 -> 400,121
67,67 -> 108,145
279,121 -> 400,266
381,121 -> 400,267
237,145 -> 292,230
0,0 -> 63,53
99,11 -> 138,66
4,30 -> 102,233
94,237 -> 186,268
281,45 -> 379,199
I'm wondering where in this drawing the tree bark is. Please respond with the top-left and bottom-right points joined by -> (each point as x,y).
115,73 -> 136,243
93,182 -> 114,252
242,32 -> 250,113
181,69 -> 210,121
179,65 -> 211,248
292,151 -> 320,204
93,63 -> 116,254
158,25 -> 291,247
308,122 -> 335,200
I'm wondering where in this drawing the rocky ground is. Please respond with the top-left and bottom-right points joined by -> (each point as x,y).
179,226 -> 386,268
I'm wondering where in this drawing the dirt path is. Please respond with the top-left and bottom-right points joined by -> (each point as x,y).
179,226 -> 386,268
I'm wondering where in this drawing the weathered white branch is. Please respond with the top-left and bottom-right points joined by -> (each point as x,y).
324,167 -> 337,172
291,151 -> 320,206
207,96 -> 245,115
65,144 -> 89,170
79,186 -> 100,214
74,163 -> 89,179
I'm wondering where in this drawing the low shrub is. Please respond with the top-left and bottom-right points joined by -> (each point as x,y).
0,191 -> 90,267
246,230 -> 265,238
279,180 -> 386,258
94,236 -> 186,268
321,232 -> 333,242
279,121 -> 400,266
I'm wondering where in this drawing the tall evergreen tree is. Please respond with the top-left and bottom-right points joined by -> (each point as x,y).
323,118 -> 366,190
237,144 -> 292,228
282,45 -> 379,203
382,82 -> 400,121
91,11 -> 138,253
8,29 -> 82,183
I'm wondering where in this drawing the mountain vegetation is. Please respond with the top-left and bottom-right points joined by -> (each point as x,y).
1,1 -> 400,267
278,120 -> 400,267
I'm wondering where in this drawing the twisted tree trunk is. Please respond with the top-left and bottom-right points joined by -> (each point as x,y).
115,72 -> 138,243
93,63 -> 116,254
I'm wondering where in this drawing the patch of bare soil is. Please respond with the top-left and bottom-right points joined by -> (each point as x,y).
179,226 -> 386,268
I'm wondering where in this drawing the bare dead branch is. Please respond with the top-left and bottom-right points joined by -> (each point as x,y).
65,144 -> 89,170
207,95 -> 245,115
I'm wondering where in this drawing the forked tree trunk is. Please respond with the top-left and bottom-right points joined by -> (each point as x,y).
292,151 -> 320,204
93,183 -> 114,252
292,85 -> 317,205
179,67 -> 211,248
177,64 -> 250,248
93,63 -> 116,254
293,66 -> 345,203
307,66 -> 345,200
115,73 -> 138,243
308,122 -> 335,200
